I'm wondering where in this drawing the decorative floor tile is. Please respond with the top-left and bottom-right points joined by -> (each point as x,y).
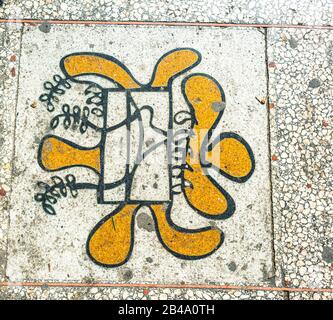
5,24 -> 273,285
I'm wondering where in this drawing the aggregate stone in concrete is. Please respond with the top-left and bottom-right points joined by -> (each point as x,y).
0,1 -> 333,27
5,24 -> 273,286
268,28 -> 333,290
0,285 -> 287,300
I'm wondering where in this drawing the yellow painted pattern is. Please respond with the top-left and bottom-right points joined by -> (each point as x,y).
150,204 -> 222,257
36,51 -> 255,264
183,161 -> 229,216
207,137 -> 252,178
151,49 -> 200,87
183,75 -> 223,131
40,136 -> 100,172
88,205 -> 138,265
185,75 -> 224,164
63,55 -> 141,89
182,75 -> 230,216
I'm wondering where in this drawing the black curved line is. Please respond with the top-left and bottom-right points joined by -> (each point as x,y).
173,110 -> 194,125
148,48 -> 202,88
60,52 -> 142,89
181,169 -> 236,220
139,105 -> 168,136
37,134 -> 101,177
105,111 -> 137,133
179,73 -> 237,220
128,94 -> 145,166
61,48 -> 202,90
86,203 -> 141,268
202,132 -> 256,183
148,203 -> 224,260
87,201 -> 224,268
181,72 -> 226,157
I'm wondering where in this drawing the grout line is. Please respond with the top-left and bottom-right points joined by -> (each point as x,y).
0,19 -> 332,29
3,24 -> 24,282
263,28 -> 284,297
0,281 -> 332,293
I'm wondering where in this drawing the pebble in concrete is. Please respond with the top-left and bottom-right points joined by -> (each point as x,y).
268,28 -> 333,291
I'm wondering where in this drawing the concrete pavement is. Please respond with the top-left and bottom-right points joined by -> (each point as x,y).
0,1 -> 332,300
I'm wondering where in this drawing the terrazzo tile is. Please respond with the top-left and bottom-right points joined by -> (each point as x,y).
268,28 -> 333,290
0,1 -> 332,26
0,285 -> 287,300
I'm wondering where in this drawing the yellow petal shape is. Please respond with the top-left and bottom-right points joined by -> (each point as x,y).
150,204 -> 223,258
182,73 -> 225,132
182,74 -> 226,165
181,74 -> 236,218
150,49 -> 201,87
87,204 -> 139,266
183,161 -> 235,219
38,135 -> 100,173
61,53 -> 141,89
205,133 -> 254,182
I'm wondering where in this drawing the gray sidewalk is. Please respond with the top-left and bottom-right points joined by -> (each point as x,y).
0,1 -> 332,300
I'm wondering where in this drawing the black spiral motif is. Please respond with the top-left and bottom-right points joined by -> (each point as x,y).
50,104 -> 92,133
173,110 -> 194,125
39,74 -> 72,112
85,84 -> 104,107
84,84 -> 104,118
34,175 -> 78,215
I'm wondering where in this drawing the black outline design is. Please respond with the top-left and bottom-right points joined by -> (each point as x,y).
49,104 -> 103,133
86,203 -> 139,268
148,203 -> 224,261
39,74 -> 72,111
179,73 -> 255,220
37,134 -> 101,176
35,48 -> 255,267
86,202 -> 224,268
59,48 -> 202,90
204,132 -> 255,183
34,174 -> 79,215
